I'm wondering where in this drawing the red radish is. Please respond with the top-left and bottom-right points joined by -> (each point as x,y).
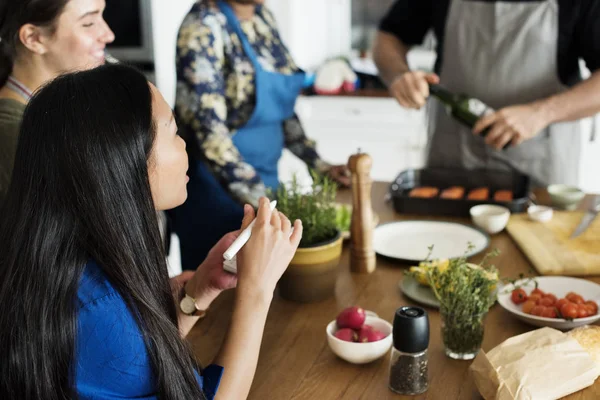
334,328 -> 357,342
357,325 -> 374,342
366,329 -> 387,343
336,306 -> 366,330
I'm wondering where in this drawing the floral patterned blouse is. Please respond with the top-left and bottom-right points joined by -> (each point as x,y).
175,1 -> 329,207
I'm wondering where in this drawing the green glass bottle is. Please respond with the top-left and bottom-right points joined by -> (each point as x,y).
429,84 -> 493,133
428,84 -> 511,150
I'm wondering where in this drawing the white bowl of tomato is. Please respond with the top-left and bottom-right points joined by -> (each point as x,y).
497,277 -> 600,331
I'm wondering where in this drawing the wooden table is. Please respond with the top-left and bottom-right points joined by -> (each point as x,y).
188,182 -> 600,400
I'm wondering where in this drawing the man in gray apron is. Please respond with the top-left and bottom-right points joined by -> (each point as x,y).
373,0 -> 600,187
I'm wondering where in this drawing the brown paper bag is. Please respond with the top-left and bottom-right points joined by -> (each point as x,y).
470,327 -> 600,400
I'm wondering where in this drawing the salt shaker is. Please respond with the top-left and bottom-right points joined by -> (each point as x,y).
389,306 -> 430,395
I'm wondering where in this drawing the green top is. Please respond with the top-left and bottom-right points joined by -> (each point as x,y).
0,98 -> 25,204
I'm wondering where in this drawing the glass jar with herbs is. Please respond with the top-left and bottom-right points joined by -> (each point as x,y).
440,308 -> 487,360
426,247 -> 499,360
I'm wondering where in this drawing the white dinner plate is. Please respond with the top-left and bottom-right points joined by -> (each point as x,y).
498,277 -> 600,330
373,221 -> 490,263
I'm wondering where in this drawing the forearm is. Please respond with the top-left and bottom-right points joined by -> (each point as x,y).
283,116 -> 323,170
538,71 -> 600,125
178,313 -> 202,338
213,290 -> 272,400
372,31 -> 411,87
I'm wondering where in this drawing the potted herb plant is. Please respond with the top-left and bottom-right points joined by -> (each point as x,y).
425,246 -> 499,360
274,173 -> 343,303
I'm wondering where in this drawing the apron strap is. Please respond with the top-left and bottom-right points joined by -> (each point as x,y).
218,1 -> 262,69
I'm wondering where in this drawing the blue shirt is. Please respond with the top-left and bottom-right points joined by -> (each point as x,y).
75,261 -> 223,399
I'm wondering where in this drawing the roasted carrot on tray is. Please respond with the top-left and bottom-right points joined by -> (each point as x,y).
467,187 -> 489,200
440,186 -> 465,200
494,190 -> 513,202
409,187 -> 439,198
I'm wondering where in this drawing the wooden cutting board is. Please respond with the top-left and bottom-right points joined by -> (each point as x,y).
506,212 -> 600,276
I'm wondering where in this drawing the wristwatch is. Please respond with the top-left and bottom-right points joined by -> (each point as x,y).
179,292 -> 207,318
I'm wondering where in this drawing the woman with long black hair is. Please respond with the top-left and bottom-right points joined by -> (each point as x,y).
0,63 -> 302,399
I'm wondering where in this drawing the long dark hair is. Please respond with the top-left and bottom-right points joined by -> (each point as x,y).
0,64 -> 205,400
0,0 -> 68,87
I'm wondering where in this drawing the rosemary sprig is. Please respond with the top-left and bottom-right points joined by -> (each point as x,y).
426,245 -> 499,312
274,172 -> 338,247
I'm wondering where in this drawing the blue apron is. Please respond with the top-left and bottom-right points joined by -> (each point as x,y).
169,1 -> 305,270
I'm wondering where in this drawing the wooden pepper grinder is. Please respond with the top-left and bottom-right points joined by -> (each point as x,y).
348,151 -> 376,274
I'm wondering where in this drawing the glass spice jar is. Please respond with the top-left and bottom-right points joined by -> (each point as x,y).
388,307 -> 430,395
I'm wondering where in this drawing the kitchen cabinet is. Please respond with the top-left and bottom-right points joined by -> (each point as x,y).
278,96 -> 428,186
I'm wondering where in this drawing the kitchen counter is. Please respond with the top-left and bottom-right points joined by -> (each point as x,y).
187,182 -> 600,400
303,88 -> 391,98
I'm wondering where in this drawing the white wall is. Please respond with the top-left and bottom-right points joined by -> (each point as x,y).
151,0 -> 197,108
268,0 -> 351,71
150,0 -> 196,275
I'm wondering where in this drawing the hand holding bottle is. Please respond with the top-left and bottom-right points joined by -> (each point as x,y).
473,102 -> 551,149
390,71 -> 440,109
427,84 -> 512,151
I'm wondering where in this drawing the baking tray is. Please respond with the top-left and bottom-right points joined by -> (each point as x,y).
389,168 -> 531,217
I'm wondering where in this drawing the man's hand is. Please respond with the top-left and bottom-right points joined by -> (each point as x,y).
473,103 -> 551,150
389,71 -> 440,109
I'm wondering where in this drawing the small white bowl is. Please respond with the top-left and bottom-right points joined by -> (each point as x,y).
469,204 -> 511,234
547,184 -> 585,210
527,205 -> 553,222
326,314 -> 393,364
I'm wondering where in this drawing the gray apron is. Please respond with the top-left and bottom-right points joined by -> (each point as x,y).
426,0 -> 594,187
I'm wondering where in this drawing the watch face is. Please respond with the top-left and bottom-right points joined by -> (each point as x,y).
180,296 -> 197,315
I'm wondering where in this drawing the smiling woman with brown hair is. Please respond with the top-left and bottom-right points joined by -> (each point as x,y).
0,0 -> 115,203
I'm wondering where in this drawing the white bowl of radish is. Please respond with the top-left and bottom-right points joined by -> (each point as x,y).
326,307 -> 393,364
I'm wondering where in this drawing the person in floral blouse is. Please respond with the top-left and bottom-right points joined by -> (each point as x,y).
169,0 -> 350,270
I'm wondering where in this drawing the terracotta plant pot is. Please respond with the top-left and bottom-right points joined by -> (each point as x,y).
278,231 -> 343,303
